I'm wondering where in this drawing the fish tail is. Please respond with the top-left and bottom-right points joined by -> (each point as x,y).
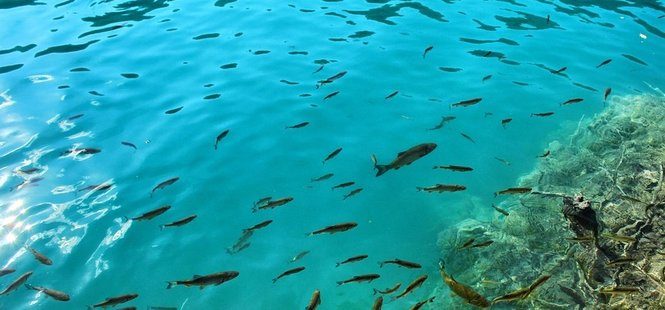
336,281 -> 343,286
272,278 -> 278,284
166,281 -> 177,289
374,164 -> 390,177
335,263 -> 340,267
121,216 -> 129,222
24,283 -> 35,291
373,288 -> 379,295
378,262 -> 384,267
159,225 -> 166,231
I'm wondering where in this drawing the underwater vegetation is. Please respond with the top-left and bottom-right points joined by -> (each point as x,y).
435,93 -> 665,309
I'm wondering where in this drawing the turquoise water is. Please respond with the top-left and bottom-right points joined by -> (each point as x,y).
0,0 -> 663,309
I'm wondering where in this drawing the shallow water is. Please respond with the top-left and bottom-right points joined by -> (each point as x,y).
0,0 -> 663,309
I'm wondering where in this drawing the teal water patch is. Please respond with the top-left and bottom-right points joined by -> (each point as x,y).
0,0 -> 664,309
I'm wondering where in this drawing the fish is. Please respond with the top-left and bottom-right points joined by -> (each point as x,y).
393,275 -> 427,300
121,141 -> 137,150
243,220 -> 273,233
604,88 -> 612,101
254,197 -> 294,212
621,54 -> 647,66
492,205 -> 510,216
599,286 -> 640,295
151,177 -> 179,196
596,59 -> 612,68
460,133 -> 475,143
417,184 -> 466,193
485,112 -> 493,117
501,118 -> 512,128
316,71 -> 347,88
423,45 -> 433,58
538,150 -> 550,158
167,271 -> 239,289
606,257 -> 636,267
323,91 -> 340,100
227,230 -> 252,255
558,284 -> 586,309
165,106 -> 183,114
311,173 -> 334,182
410,297 -> 435,310
561,98 -> 584,106
494,157 -> 511,166
127,205 -> 171,221
79,183 -> 113,192
0,269 -> 15,277
566,236 -> 594,243
373,283 -> 401,295
602,232 -> 636,243
492,275 -> 550,303
160,215 -> 196,230
90,293 -> 138,308
372,296 -> 383,310
332,182 -> 354,190
323,148 -> 342,164
289,251 -> 310,263
385,90 -> 399,99
273,267 -> 305,283
372,143 -> 437,177
342,188 -> 363,200
0,271 -> 32,295
306,289 -> 321,310
309,222 -> 357,235
336,255 -> 368,267
26,246 -> 52,265
433,165 -> 473,172
459,238 -> 475,250
24,284 -> 70,301
336,274 -> 380,286
495,187 -> 532,196
451,98 -> 482,108
531,112 -> 554,117
482,75 -> 492,82
546,14 -> 550,24
286,122 -> 309,129
313,65 -> 324,74
68,113 -> 84,120
379,259 -> 421,269
18,167 -> 41,174
470,240 -> 494,248
214,130 -> 229,150
427,116 -> 456,130
552,66 -> 567,74
61,147 -> 101,156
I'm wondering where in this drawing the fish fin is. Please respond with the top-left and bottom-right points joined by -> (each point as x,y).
370,154 -> 377,165
374,164 -> 390,177
397,151 -> 406,157
193,275 -> 203,279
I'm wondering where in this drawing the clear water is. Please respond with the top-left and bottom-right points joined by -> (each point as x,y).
0,0 -> 663,309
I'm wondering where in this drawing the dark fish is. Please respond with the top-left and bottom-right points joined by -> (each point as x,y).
558,284 -> 586,309
427,116 -> 456,130
214,130 -> 229,150
343,188 -> 363,200
160,215 -> 196,230
79,183 -> 113,192
313,65 -> 324,74
336,255 -> 368,267
306,289 -> 321,310
227,230 -> 252,255
0,269 -> 15,278
61,147 -> 101,156
26,246 -> 52,265
606,257 -> 636,267
459,238 -> 475,250
332,182 -> 354,190
538,150 -> 550,158
596,59 -> 612,68
552,66 -> 567,74
0,271 -> 32,295
323,148 -> 342,164
602,232 -> 636,243
561,98 -> 584,105
482,75 -> 492,82
492,205 -> 510,216
372,296 -> 383,310
68,113 -> 84,120
373,283 -> 401,295
599,286 -> 640,295
372,143 -> 437,177
165,107 -> 183,114
127,205 -> 171,221
501,118 -> 512,128
385,90 -> 399,99
451,98 -> 482,108
566,236 -> 594,243
470,240 -> 494,248
492,275 -> 550,303
323,91 -> 340,100
494,157 -> 511,166
311,173 -> 334,182
495,187 -> 532,196
417,184 -> 466,193
309,222 -> 357,235
273,266 -> 305,283
121,141 -> 137,150
604,88 -> 612,101
316,71 -> 347,88
18,167 -> 40,174
393,275 -> 427,300
460,133 -> 475,143
151,177 -> 179,196
423,46 -> 433,58
433,165 -> 473,172
91,294 -> 138,308
621,54 -> 647,66
24,284 -> 70,301
254,197 -> 294,212
531,112 -> 554,117
286,122 -> 309,129
411,297 -> 435,310
280,79 -> 299,85
167,271 -> 239,289
336,274 -> 380,286
439,260 -> 490,307
243,220 -> 273,233
379,259 -> 421,269
289,251 -> 310,263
